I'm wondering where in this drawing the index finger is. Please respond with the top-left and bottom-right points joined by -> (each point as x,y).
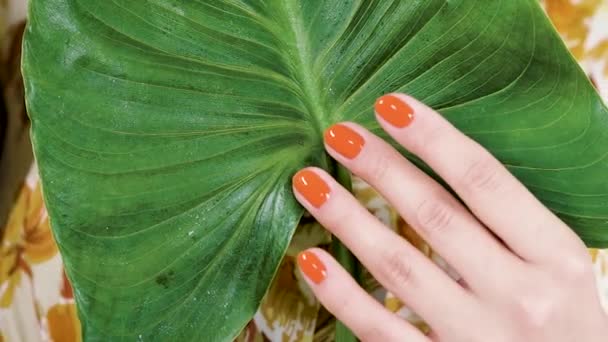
374,93 -> 586,263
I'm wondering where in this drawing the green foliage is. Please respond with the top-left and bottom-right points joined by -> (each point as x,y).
22,0 -> 608,340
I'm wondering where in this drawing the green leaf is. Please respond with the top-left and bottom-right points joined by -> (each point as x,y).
23,0 -> 608,340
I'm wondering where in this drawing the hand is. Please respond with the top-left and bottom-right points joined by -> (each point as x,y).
292,94 -> 608,341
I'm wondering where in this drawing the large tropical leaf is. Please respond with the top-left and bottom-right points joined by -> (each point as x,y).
23,0 -> 608,340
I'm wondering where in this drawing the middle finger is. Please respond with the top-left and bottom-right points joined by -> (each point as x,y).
292,167 -> 476,334
323,122 -> 524,297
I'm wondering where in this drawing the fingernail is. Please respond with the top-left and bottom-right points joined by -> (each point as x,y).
293,169 -> 330,208
375,94 -> 415,128
297,251 -> 327,284
324,124 -> 365,159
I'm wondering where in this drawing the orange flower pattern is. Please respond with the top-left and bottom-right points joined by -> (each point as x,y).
46,272 -> 81,342
542,0 -> 608,98
0,169 -> 80,341
0,183 -> 56,308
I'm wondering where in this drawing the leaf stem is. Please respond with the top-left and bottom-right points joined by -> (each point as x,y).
331,164 -> 359,342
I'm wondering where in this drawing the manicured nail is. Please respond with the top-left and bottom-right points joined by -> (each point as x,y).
375,94 -> 415,128
297,251 -> 327,284
324,124 -> 365,159
293,169 -> 330,208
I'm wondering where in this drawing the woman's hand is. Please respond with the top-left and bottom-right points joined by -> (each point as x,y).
292,94 -> 608,341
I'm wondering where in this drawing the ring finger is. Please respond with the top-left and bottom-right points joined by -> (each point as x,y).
322,122 -> 524,297
297,248 -> 429,342
292,168 -> 479,336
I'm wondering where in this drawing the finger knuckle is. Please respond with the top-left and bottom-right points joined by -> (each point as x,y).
331,293 -> 354,319
363,153 -> 395,184
512,291 -> 558,330
416,198 -> 453,235
461,154 -> 505,195
324,206 -> 353,232
410,125 -> 447,155
560,255 -> 593,282
357,325 -> 387,342
378,248 -> 413,288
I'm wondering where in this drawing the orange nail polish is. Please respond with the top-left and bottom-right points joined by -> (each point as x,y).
293,170 -> 330,208
324,124 -> 365,159
375,94 -> 415,128
297,251 -> 327,284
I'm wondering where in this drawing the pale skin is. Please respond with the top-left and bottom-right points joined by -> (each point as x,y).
292,93 -> 608,341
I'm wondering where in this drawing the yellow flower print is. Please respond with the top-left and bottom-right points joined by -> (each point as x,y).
257,256 -> 319,342
47,303 -> 81,342
0,248 -> 27,307
544,0 -> 608,77
234,321 -> 267,342
46,269 -> 82,342
0,183 -> 58,307
544,0 -> 602,58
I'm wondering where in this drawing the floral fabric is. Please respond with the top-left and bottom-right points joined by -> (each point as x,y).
1,1 -> 608,341
1,168 -> 81,342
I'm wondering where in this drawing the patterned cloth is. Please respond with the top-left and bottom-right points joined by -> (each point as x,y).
1,1 -> 608,341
